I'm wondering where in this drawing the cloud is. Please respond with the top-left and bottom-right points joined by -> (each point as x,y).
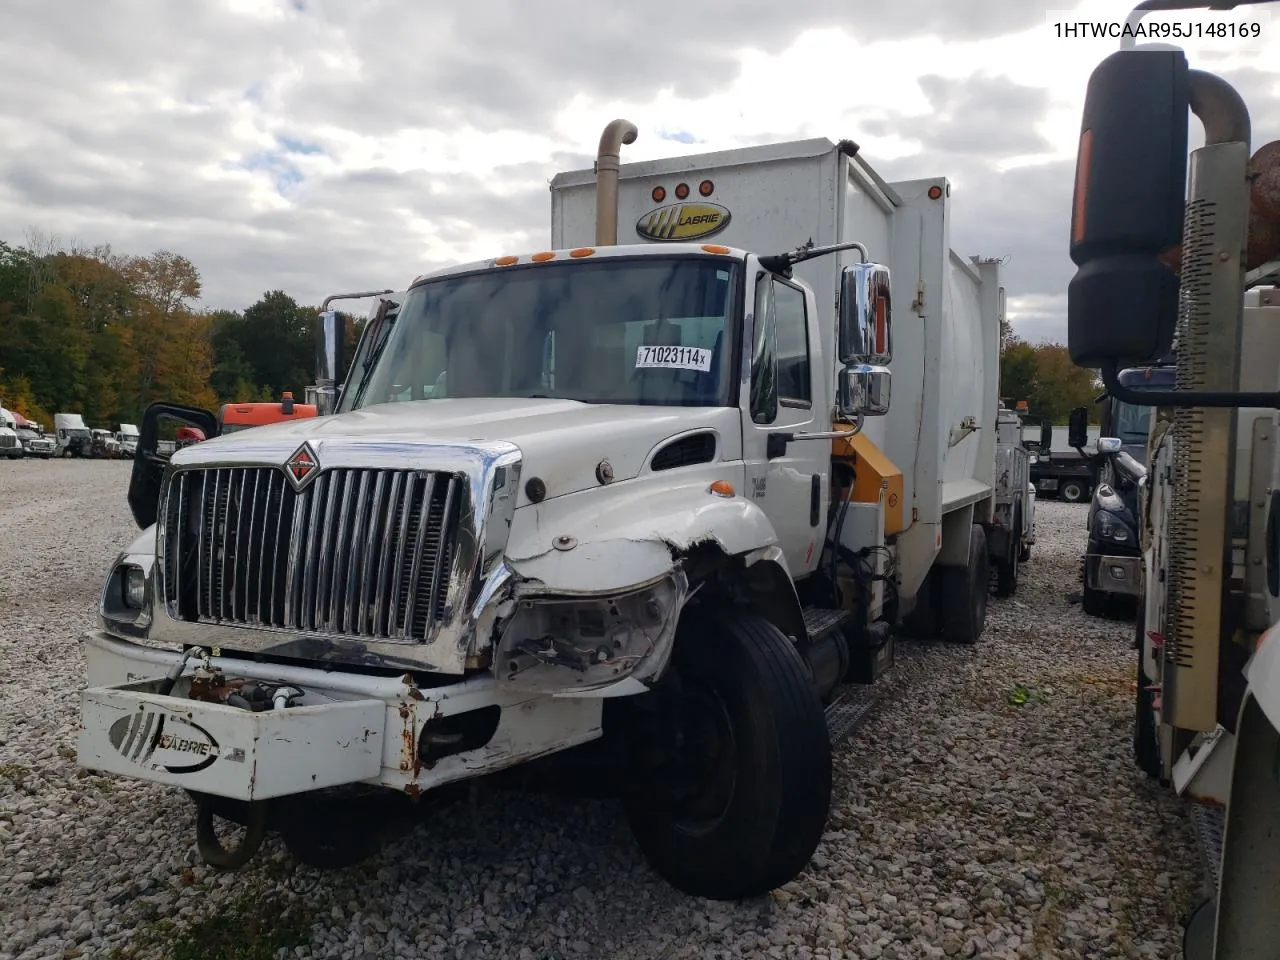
0,0 -> 1277,349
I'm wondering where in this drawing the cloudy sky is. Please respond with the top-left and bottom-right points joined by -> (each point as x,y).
2,0 -> 1277,344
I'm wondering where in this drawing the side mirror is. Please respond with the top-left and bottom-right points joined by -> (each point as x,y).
314,309 -> 351,415
1067,406 -> 1089,449
1097,437 -> 1123,455
128,403 -> 219,530
750,275 -> 779,424
837,365 -> 891,418
1039,421 -> 1053,452
1067,49 -> 1188,367
838,261 -> 892,365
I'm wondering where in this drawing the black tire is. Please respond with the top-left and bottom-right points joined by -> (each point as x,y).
622,608 -> 832,901
1060,480 -> 1087,503
994,511 -> 1020,598
1082,579 -> 1109,617
939,524 -> 989,644
1019,535 -> 1032,563
1182,896 -> 1216,960
901,570 -> 940,639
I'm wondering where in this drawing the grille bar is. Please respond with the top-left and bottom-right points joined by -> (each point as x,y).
161,466 -> 464,644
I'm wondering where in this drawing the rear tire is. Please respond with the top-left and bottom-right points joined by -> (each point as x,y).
901,570 -> 940,639
1061,480 -> 1087,503
994,511 -> 1021,598
622,608 -> 832,901
939,524 -> 989,644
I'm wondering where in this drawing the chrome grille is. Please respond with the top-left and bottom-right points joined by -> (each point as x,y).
159,466 -> 464,642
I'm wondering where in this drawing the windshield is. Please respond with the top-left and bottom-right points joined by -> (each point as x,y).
16,428 -> 37,440
341,255 -> 741,411
1112,400 -> 1152,446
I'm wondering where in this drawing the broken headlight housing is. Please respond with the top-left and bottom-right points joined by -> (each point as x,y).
494,570 -> 687,694
100,554 -> 153,636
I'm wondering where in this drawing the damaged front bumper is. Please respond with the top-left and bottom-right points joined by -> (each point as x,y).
79,631 -> 605,803
1085,553 -> 1142,597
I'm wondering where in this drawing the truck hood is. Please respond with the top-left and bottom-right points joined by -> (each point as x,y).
183,399 -> 741,505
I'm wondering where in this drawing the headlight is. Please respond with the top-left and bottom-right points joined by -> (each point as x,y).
495,571 -> 686,694
1096,512 -> 1131,543
1029,454 -> 1039,464
123,565 -> 147,608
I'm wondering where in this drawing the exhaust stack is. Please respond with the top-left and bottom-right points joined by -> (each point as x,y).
595,119 -> 638,246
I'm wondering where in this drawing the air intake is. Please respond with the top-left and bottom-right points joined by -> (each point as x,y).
651,433 -> 717,471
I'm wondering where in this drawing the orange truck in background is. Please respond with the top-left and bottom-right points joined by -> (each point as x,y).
218,392 -> 318,435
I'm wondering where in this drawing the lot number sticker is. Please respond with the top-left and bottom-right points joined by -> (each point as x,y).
635,345 -> 712,372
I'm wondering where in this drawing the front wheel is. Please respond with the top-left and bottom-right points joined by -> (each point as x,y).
1060,480 -> 1087,503
622,608 -> 832,901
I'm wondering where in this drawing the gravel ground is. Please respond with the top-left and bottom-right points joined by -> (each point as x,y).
0,459 -> 1203,960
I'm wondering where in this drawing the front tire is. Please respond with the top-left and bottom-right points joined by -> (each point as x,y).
1061,480 -> 1087,503
622,608 -> 832,901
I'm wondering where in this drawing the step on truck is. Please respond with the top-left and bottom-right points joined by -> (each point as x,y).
1065,1 -> 1280,953
78,123 -> 1004,899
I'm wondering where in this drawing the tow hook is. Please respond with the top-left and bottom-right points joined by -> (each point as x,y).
193,794 -> 270,871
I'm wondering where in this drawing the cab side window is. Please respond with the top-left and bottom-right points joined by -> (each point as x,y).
773,281 -> 811,405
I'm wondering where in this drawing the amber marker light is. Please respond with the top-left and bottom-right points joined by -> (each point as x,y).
569,247 -> 595,258
708,480 -> 735,498
530,251 -> 556,262
494,255 -> 518,266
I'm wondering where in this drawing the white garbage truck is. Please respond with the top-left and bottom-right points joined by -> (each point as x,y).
77,123 -> 1005,899
1064,0 -> 1280,952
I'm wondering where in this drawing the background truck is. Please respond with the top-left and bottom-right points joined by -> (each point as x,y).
0,406 -> 22,459
990,400 -> 1035,595
53,412 -> 92,458
77,121 -> 1005,901
1065,2 -> 1280,952
115,423 -> 139,457
91,428 -> 121,459
1027,422 -> 1098,503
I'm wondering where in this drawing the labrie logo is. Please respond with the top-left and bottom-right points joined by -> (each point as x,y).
635,202 -> 731,242
108,709 -> 221,774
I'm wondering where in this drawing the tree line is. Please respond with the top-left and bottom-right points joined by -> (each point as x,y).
997,316 -> 1102,425
0,235 -> 362,429
0,235 -> 1102,430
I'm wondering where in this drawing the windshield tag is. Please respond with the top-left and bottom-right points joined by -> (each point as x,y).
635,345 -> 712,372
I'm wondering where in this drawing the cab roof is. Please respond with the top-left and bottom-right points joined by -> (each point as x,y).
408,242 -> 748,288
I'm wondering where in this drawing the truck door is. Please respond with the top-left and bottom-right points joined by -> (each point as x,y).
742,271 -> 828,577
